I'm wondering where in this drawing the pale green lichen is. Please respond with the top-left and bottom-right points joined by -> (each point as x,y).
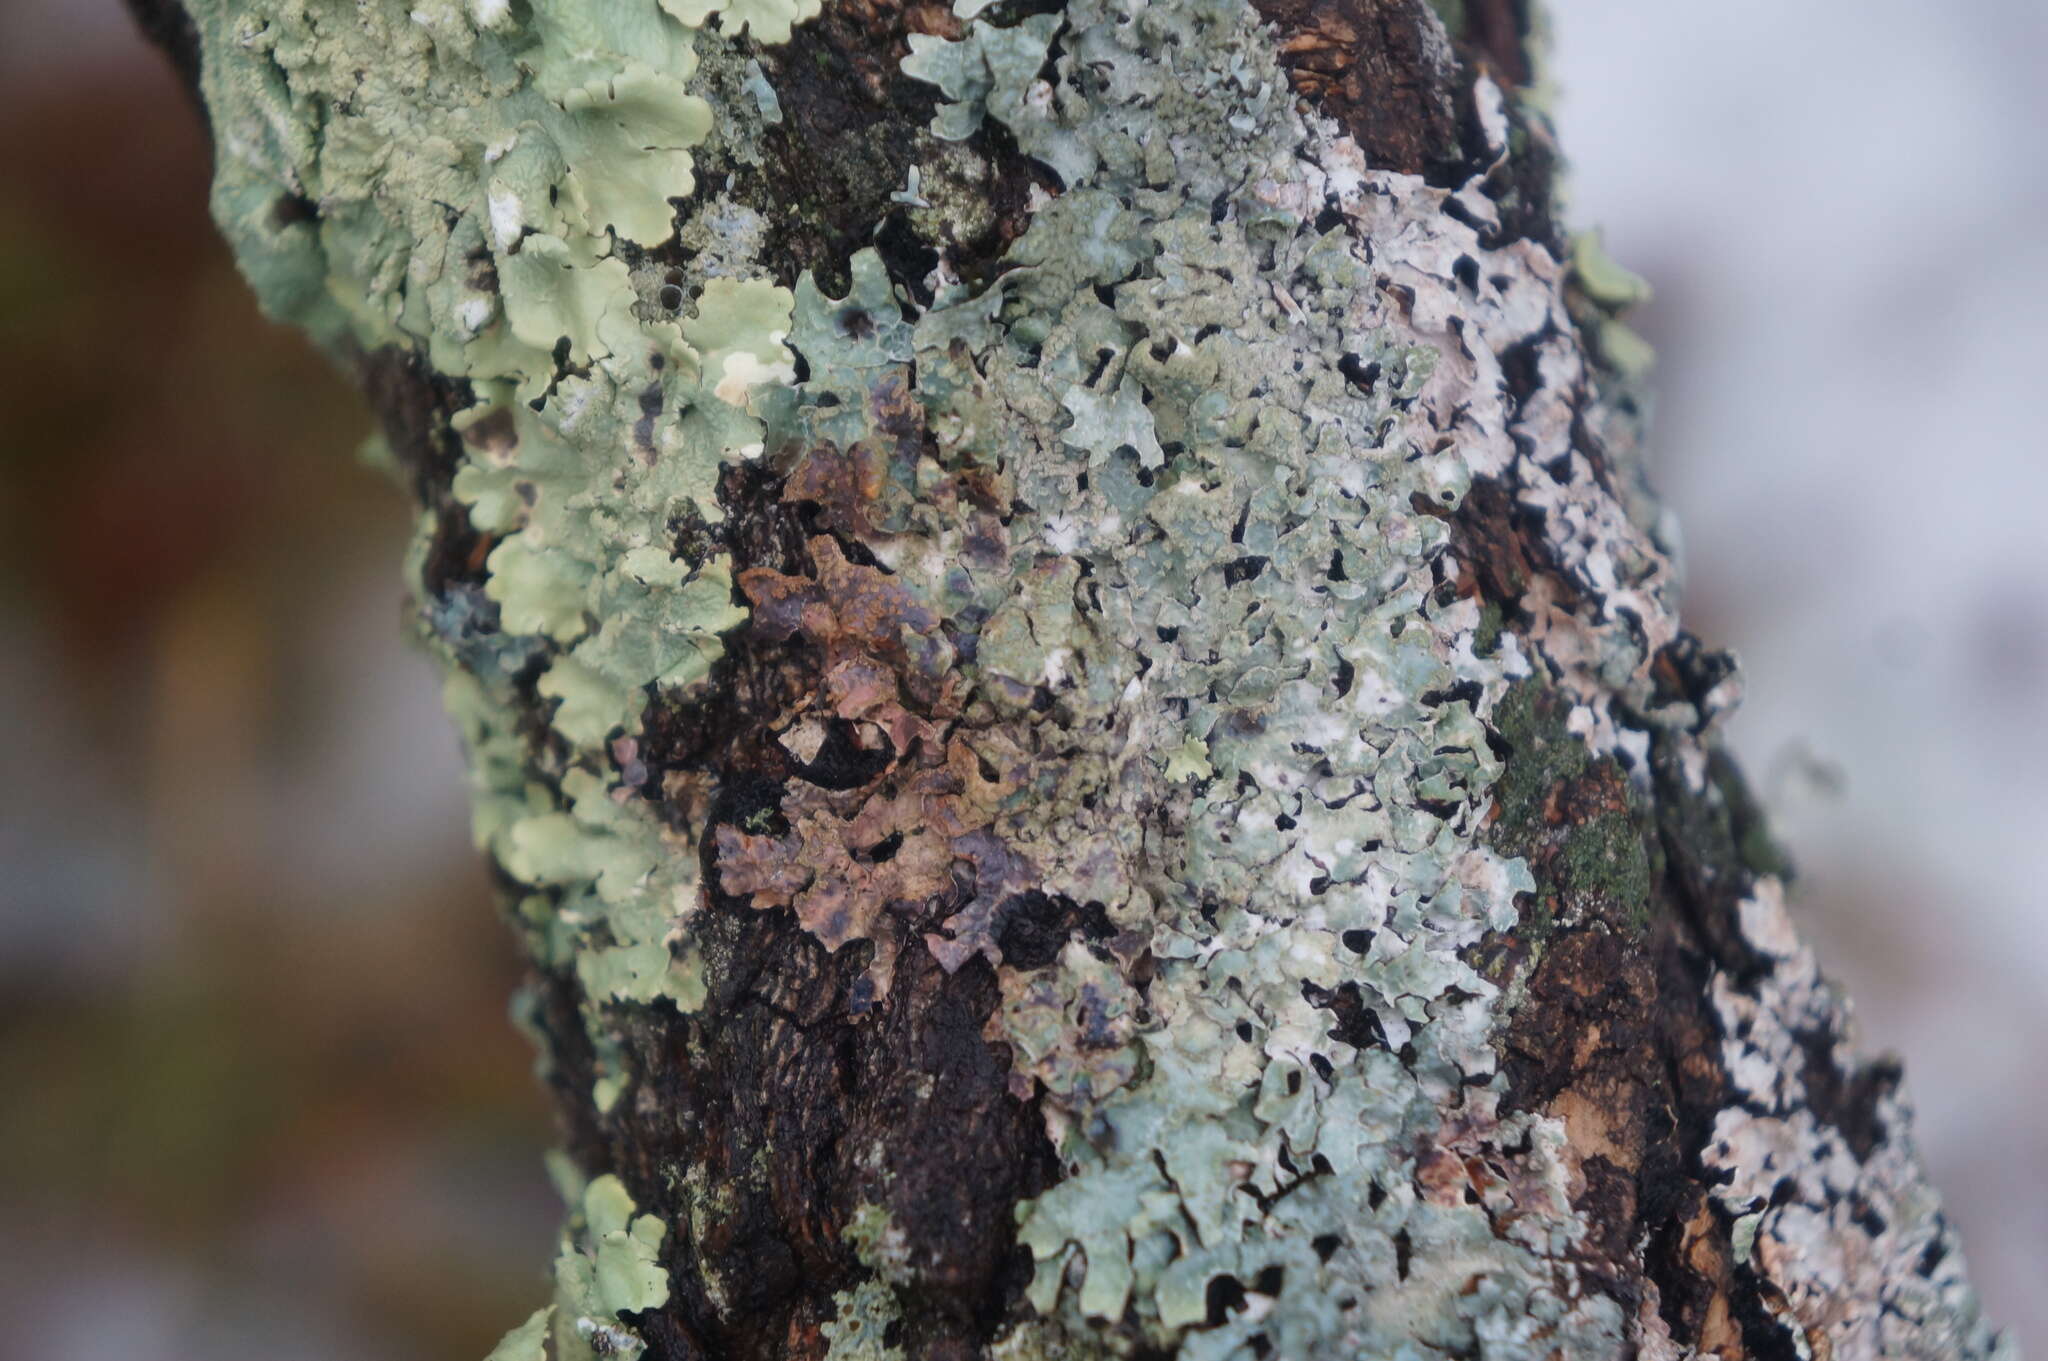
992,941 -> 1140,1115
662,0 -> 821,44
189,0 -> 804,1336
195,0 -> 714,381
191,0 -> 797,1119
482,1306 -> 551,1361
482,1174 -> 673,1361
1568,230 -> 1658,378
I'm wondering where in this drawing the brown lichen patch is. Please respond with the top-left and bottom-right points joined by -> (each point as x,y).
721,718 -> 1029,909
742,535 -> 940,668
713,385 -> 1054,999
784,439 -> 888,540
776,367 -> 1006,543
712,731 -> 1029,1005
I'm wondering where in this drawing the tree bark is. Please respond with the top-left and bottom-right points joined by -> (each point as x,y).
131,1 -> 2010,1358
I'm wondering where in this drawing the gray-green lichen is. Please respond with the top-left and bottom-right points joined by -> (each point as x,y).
823,1278 -> 907,1361
182,0 -> 2008,1355
485,1174 -> 673,1361
845,1202 -> 917,1287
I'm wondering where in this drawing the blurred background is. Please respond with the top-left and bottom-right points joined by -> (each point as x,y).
0,1 -> 2039,1357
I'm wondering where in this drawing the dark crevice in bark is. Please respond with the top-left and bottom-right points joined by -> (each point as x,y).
647,462 -> 823,792
1481,677 -> 1665,1324
1251,0 -> 1467,181
1424,476 -> 1580,632
1794,1026 -> 1899,1164
993,891 -> 1115,971
1466,80 -> 1562,249
621,451 -> 1062,1357
1447,0 -> 1532,87
358,346 -> 488,598
586,1 -> 1086,1295
1471,717 -> 1766,1358
720,14 -> 942,296
1304,979 -> 1391,1052
1418,320 -> 1599,632
529,900 -> 1057,1360
1646,634 -> 1744,739
1649,739 -> 1778,988
1471,600 -> 1882,1361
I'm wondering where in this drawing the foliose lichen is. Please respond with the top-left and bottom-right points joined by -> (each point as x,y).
1698,879 -> 2004,1360
181,0 -> 2009,1355
484,1174 -> 673,1359
865,4 -> 1618,1349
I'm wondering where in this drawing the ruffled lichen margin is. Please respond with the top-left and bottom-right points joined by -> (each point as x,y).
153,0 -> 2011,1357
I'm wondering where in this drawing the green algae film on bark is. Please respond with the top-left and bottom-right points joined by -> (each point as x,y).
133,0 -> 2010,1357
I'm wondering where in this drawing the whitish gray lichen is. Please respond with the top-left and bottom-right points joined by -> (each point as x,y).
1693,879 -> 2010,1361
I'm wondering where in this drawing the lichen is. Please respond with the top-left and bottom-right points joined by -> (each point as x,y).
482,1306 -> 550,1361
1700,879 -> 2011,1360
183,0 -> 2008,1355
859,1 -> 1619,1350
482,1173 -> 673,1361
821,1278 -> 906,1361
177,32 -> 805,1355
845,1202 -> 916,1287
189,0 -> 802,1125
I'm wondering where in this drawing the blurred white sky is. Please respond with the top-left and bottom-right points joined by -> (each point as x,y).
1548,0 -> 2048,1345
